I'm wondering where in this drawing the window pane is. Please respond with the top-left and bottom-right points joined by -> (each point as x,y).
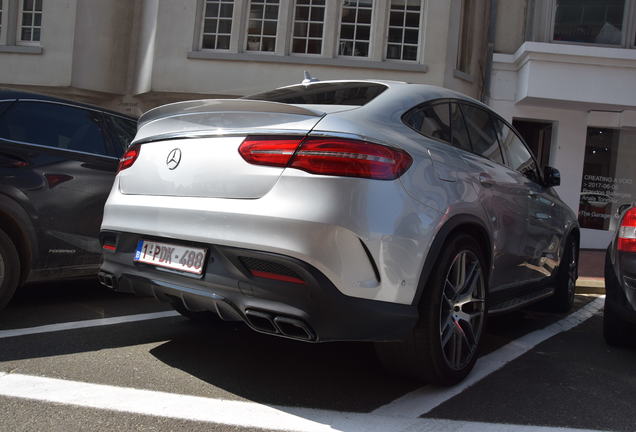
246,0 -> 278,52
460,104 -> 503,164
554,0 -> 624,45
578,128 -> 636,230
245,82 -> 387,106
292,0 -> 324,54
450,103 -> 472,152
386,0 -> 421,61
337,0 -> 372,58
201,0 -> 233,50
0,102 -> 108,156
403,103 -> 452,143
456,0 -> 473,73
494,119 -> 539,182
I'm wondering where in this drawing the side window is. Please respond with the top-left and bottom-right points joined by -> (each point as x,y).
402,102 -> 451,143
460,103 -> 504,164
0,101 -> 108,156
105,115 -> 137,158
0,102 -> 13,117
494,119 -> 540,183
449,102 -> 471,153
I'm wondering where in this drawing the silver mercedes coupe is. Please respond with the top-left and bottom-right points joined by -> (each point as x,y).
99,80 -> 579,384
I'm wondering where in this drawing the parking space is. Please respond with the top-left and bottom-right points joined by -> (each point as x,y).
0,280 -> 632,432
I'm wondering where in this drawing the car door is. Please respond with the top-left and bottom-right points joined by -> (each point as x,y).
492,117 -> 563,285
0,100 -> 118,271
451,102 -> 538,292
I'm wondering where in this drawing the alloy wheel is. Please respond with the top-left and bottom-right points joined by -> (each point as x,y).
439,250 -> 486,371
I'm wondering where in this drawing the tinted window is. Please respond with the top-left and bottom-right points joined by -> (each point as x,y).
403,102 -> 451,143
494,119 -> 540,182
450,102 -> 471,152
0,101 -> 108,156
0,101 -> 13,117
244,82 -> 387,106
105,115 -> 137,157
460,104 -> 504,164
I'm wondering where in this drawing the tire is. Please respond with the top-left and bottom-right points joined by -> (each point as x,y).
375,233 -> 488,385
603,297 -> 636,347
544,237 -> 578,313
0,228 -> 20,310
172,302 -> 220,324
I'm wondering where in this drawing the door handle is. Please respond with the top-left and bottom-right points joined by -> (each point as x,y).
478,173 -> 493,187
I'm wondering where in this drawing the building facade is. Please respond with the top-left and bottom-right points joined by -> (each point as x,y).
490,0 -> 636,250
0,0 -> 492,115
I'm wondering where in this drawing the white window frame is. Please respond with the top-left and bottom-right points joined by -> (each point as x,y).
383,0 -> 426,63
244,0 -> 281,53
199,0 -> 238,51
290,0 -> 329,56
336,0 -> 375,59
16,0 -> 42,46
535,0 -> 636,48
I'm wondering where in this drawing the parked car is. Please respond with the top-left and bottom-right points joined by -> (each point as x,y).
0,90 -> 137,309
604,204 -> 636,346
99,80 -> 579,384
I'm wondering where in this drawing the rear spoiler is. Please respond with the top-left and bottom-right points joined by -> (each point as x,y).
139,99 -> 324,128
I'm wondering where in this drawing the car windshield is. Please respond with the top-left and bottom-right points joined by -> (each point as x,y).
243,82 -> 387,106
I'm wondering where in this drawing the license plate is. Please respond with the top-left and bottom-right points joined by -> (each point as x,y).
134,240 -> 207,275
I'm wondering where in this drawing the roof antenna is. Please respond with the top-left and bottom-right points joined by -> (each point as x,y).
302,70 -> 319,85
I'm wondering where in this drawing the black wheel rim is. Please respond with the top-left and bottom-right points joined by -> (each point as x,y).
439,250 -> 486,371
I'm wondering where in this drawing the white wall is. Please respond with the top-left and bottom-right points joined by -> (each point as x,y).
149,0 -> 454,96
0,0 -> 77,86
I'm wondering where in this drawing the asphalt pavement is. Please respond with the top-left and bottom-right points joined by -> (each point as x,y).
0,279 -> 633,432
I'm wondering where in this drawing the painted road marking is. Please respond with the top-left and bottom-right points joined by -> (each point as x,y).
0,311 -> 180,339
372,296 -> 605,418
0,373 -> 606,432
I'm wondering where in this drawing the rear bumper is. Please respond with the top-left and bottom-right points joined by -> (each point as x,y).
605,251 -> 636,324
99,231 -> 418,342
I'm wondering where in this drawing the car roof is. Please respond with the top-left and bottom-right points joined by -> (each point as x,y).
0,88 -> 137,121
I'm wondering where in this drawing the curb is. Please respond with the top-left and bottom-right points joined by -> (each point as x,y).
576,277 -> 605,295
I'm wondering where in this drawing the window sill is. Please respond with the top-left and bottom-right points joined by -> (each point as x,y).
453,69 -> 474,83
187,51 -> 429,72
0,45 -> 43,54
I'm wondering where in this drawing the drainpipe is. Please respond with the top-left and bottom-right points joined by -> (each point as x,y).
482,0 -> 497,103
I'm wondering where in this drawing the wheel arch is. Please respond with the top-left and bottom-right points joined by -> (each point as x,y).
412,214 -> 492,307
0,194 -> 37,285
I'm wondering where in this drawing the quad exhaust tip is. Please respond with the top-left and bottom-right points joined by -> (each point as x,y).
244,309 -> 315,341
97,271 -> 115,289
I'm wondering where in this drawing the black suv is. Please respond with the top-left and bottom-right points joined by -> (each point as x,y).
0,90 -> 137,309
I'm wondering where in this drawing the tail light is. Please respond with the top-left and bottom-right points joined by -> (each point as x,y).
238,136 -> 412,180
118,144 -> 141,172
618,207 -> 636,253
238,136 -> 304,167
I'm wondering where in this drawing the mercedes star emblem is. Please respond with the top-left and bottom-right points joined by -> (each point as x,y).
166,148 -> 182,170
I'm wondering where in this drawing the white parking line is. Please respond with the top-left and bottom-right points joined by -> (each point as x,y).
0,311 -> 180,339
0,373 -> 607,432
372,296 -> 606,418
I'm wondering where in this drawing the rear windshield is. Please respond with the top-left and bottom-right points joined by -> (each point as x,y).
244,82 -> 387,106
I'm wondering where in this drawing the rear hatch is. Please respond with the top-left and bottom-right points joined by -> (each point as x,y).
118,99 -> 325,199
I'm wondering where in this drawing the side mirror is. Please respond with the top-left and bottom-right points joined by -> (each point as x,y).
544,166 -> 560,187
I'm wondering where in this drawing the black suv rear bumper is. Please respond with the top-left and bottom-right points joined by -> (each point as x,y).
99,231 -> 418,342
605,250 -> 636,324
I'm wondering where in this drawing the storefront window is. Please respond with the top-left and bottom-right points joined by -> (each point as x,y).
579,128 -> 636,230
553,0 -> 625,45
